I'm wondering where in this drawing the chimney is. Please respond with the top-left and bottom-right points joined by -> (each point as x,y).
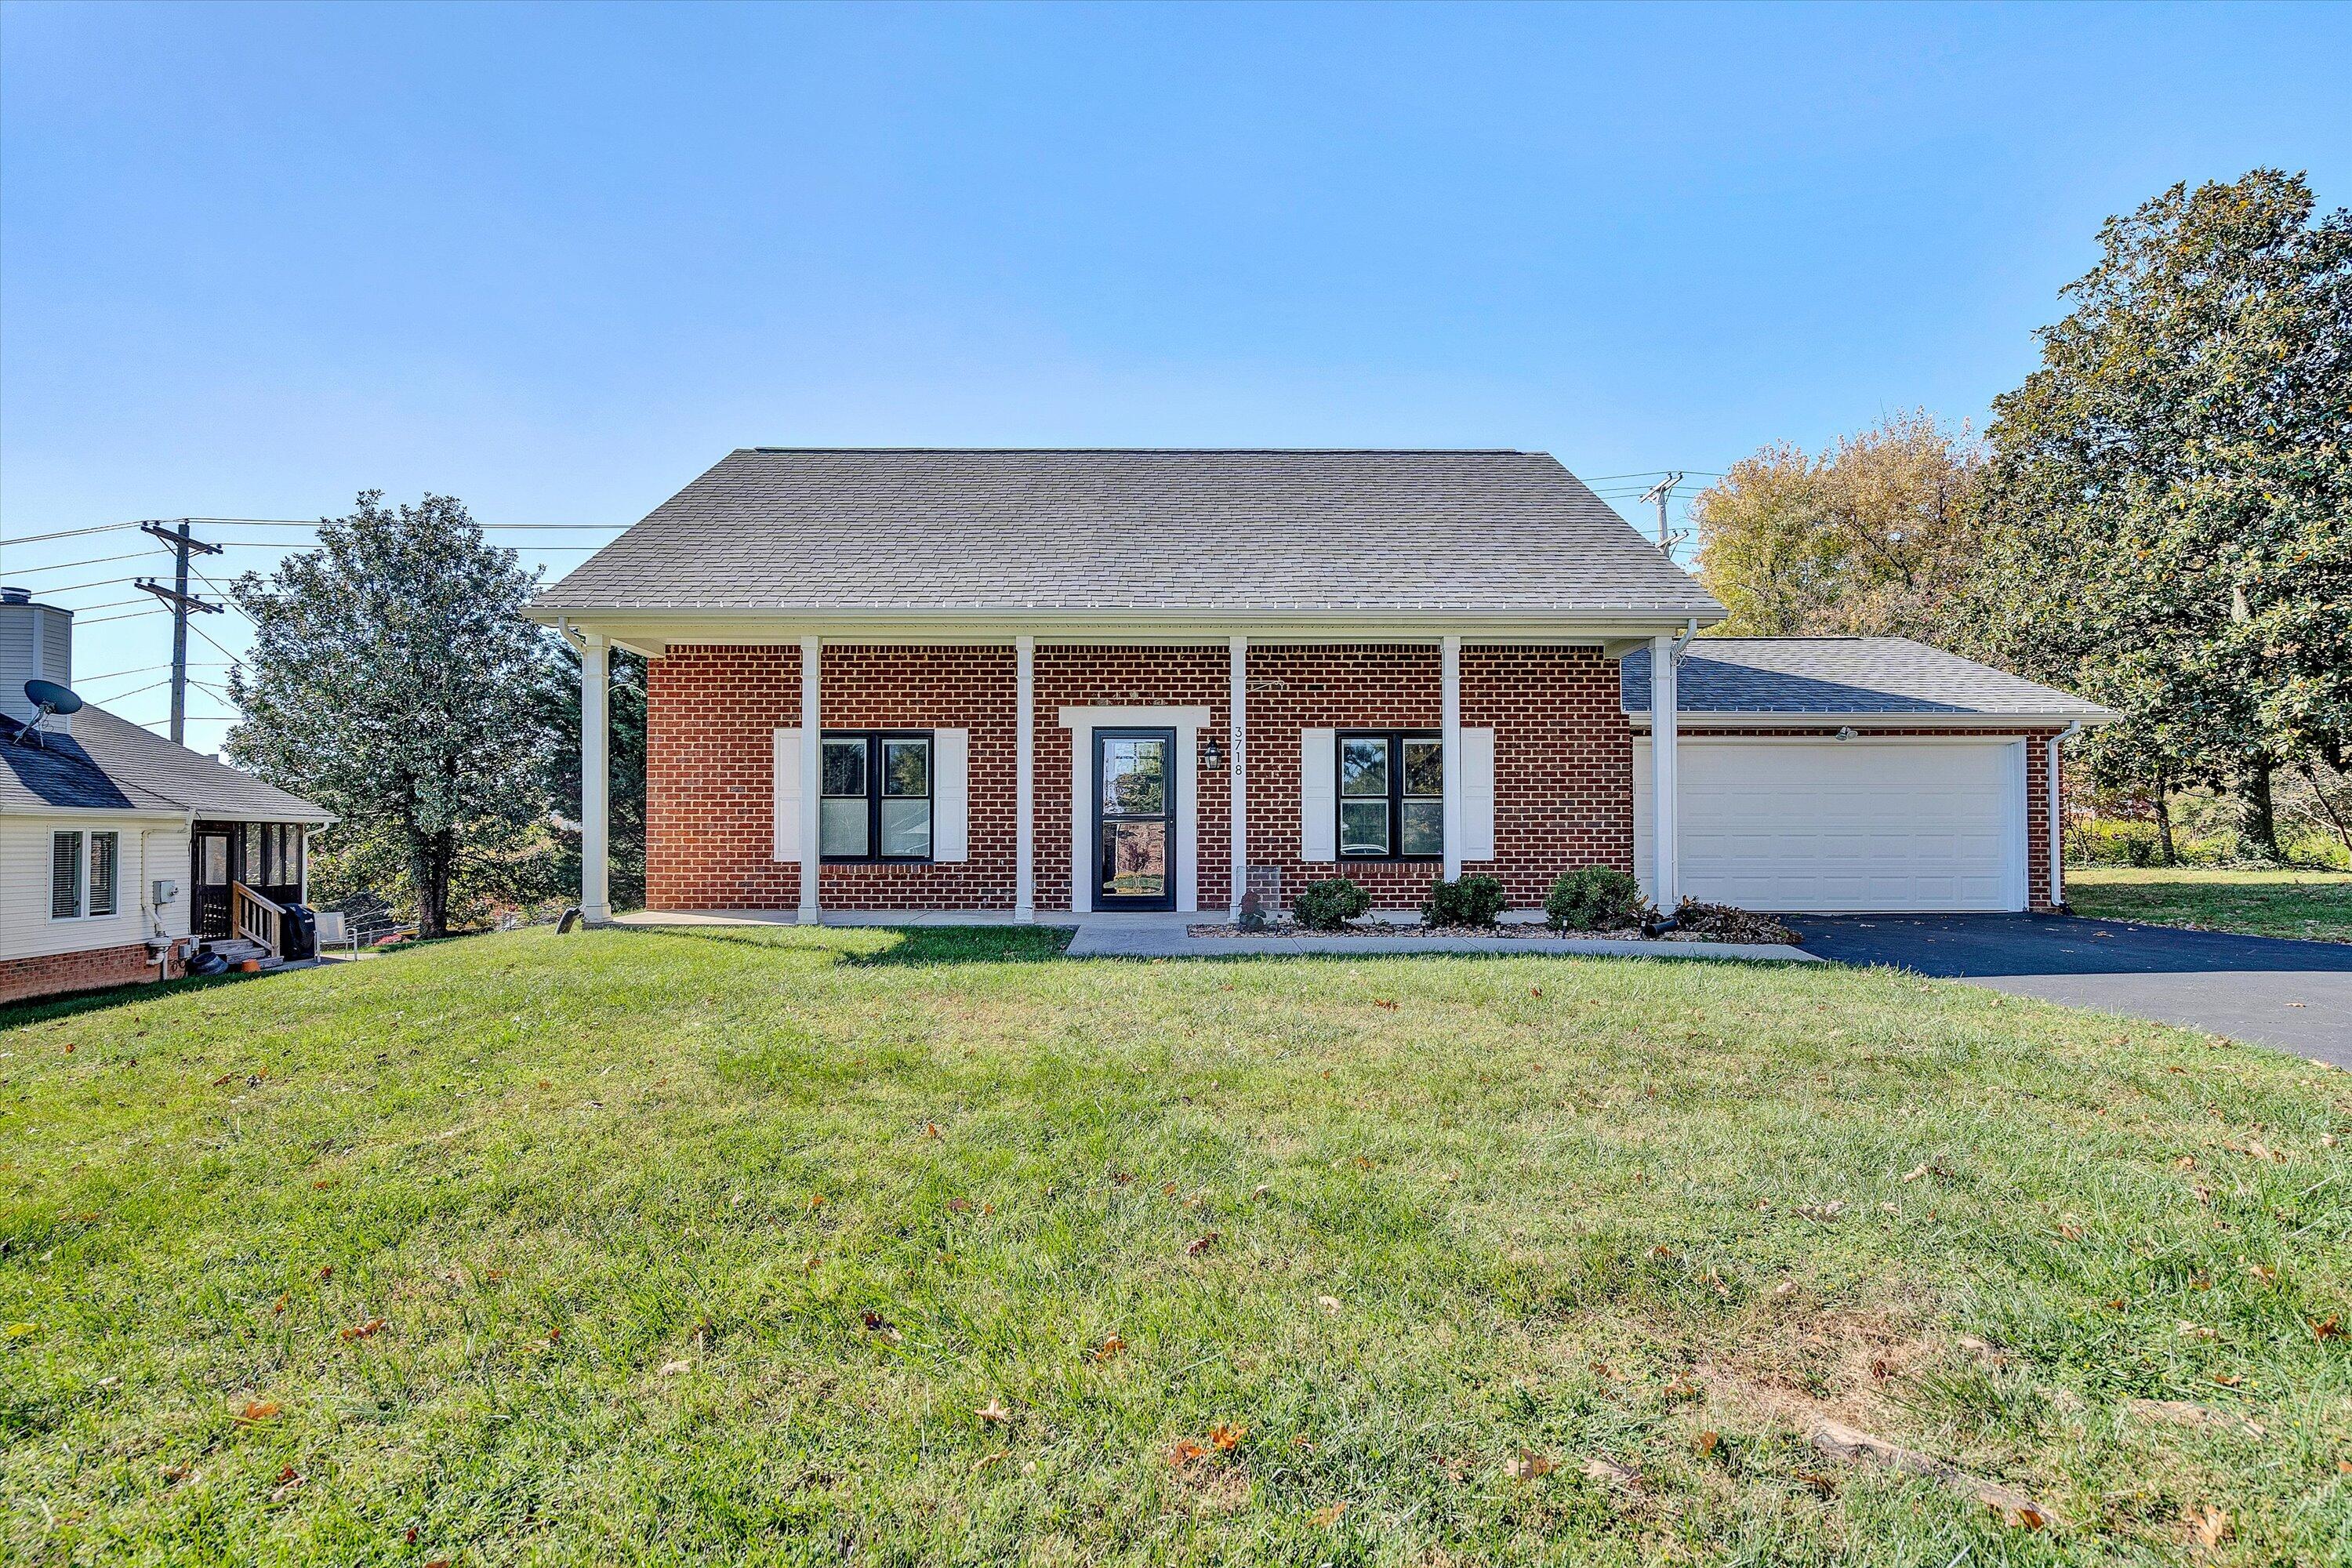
0,589 -> 75,734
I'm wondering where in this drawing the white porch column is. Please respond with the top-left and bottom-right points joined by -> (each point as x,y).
1650,633 -> 1680,913
798,637 -> 821,924
580,633 -> 612,924
1015,636 -> 1036,922
1228,635 -> 1247,920
1440,634 -> 1463,880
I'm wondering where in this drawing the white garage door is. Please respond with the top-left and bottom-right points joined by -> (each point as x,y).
1634,738 -> 2027,913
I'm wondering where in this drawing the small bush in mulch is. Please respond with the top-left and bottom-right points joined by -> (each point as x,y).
1421,874 -> 1506,929
1294,877 -> 1372,931
1671,898 -> 1802,945
1236,891 -> 1270,933
1545,866 -> 1647,932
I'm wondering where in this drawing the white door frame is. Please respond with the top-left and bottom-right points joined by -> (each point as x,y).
1059,706 -> 1209,913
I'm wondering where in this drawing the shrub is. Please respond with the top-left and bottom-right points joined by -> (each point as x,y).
1421,874 -> 1506,928
1293,877 -> 1371,931
1671,898 -> 1800,945
1545,866 -> 1646,931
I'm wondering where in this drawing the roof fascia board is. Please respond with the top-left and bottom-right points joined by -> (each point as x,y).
0,805 -> 191,822
534,609 -> 1723,646
1626,710 -> 2121,730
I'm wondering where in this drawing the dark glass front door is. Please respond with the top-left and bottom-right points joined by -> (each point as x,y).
1094,729 -> 1174,910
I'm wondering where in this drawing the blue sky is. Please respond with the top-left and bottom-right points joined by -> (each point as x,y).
2,1 -> 2346,746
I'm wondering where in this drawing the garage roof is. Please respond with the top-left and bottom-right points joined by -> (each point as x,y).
1621,637 -> 2118,723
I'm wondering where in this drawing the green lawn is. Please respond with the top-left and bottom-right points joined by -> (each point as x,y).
4,927 -> 2348,1566
2067,866 -> 2352,944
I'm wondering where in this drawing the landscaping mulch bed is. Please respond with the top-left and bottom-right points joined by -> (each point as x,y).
1184,919 -> 1793,944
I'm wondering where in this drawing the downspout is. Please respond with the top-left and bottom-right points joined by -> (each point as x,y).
2048,723 -> 2080,912
1668,617 -> 1699,666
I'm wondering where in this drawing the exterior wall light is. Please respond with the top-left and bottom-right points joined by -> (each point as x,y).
1200,735 -> 1228,772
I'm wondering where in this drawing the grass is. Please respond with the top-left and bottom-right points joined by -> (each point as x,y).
3,926 -> 2348,1566
2067,865 -> 2352,944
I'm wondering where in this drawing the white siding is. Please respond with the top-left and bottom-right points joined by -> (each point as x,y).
0,815 -> 191,961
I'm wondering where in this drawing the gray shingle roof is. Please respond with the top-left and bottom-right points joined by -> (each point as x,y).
0,707 -> 333,821
1621,637 -> 2118,720
532,448 -> 1724,619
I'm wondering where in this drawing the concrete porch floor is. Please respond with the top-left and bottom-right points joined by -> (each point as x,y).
608,908 -> 1814,962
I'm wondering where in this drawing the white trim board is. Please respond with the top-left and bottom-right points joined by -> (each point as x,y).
1059,706 -> 1205,914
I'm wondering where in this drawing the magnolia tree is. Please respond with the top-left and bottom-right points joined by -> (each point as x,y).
1973,169 -> 2351,860
227,492 -> 559,935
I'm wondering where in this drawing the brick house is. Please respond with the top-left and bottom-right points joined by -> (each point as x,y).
530,449 -> 2115,924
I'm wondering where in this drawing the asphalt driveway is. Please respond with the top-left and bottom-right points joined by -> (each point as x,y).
1788,913 -> 2352,1066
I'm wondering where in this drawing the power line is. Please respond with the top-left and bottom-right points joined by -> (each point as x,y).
2,516 -> 627,548
74,606 -> 165,628
2,549 -> 167,576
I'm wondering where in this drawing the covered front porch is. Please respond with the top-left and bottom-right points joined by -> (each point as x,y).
564,625 -> 1697,927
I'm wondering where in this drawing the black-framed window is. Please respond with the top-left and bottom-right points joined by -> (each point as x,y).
821,731 -> 934,862
1338,731 -> 1443,859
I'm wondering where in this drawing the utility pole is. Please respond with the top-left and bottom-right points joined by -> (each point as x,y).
1639,473 -> 1686,558
136,520 -> 223,745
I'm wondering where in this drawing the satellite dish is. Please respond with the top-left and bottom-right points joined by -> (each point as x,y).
25,678 -> 82,716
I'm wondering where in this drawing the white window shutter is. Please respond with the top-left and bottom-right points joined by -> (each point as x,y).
933,728 -> 969,862
1461,727 -> 1496,861
773,728 -> 802,861
1299,728 -> 1336,862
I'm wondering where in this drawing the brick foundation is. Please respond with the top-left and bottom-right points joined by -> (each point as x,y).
0,942 -> 178,1007
644,643 -> 2060,916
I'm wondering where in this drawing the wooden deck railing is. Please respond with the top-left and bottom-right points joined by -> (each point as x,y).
230,881 -> 284,956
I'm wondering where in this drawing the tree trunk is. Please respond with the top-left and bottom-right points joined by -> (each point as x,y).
2154,764 -> 2178,866
2301,764 -> 2352,862
2237,756 -> 2281,863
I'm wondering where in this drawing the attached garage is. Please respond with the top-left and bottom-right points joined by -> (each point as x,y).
1635,735 -> 2027,913
1621,637 -> 2118,916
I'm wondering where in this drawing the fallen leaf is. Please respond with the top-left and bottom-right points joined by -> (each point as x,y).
1868,1356 -> 1892,1381
1693,1430 -> 1721,1457
976,1398 -> 1011,1425
159,1461 -> 194,1483
1092,1334 -> 1126,1363
1167,1438 -> 1206,1468
946,1197 -> 971,1212
269,1465 -> 304,1502
2187,1504 -> 2230,1548
2056,1221 -> 2085,1242
338,1316 -> 388,1342
1664,1378 -> 1700,1401
1210,1421 -> 1246,1450
972,1449 -> 1007,1473
1292,1435 -> 1316,1451
1773,1280 -> 1797,1298
1309,1501 -> 1348,1527
1185,1232 -> 1219,1256
2247,1263 -> 2278,1285
923,1122 -> 942,1139
236,1399 -> 281,1424
2212,1372 -> 2244,1387
1112,1171 -> 1134,1185
1900,1163 -> 1929,1183
806,1193 -> 826,1210
2177,1321 -> 2218,1341
317,1265 -> 332,1281
1583,1456 -> 1644,1490
271,1294 -> 289,1316
2314,1315 -> 2345,1341
1316,1294 -> 1341,1313
1504,1450 -> 1555,1480
658,1359 -> 690,1377
1373,999 -> 1398,1010
1796,1469 -> 1840,1496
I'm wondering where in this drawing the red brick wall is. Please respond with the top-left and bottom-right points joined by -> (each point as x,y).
1647,724 -> 2067,911
0,942 -> 176,1007
646,646 -> 799,911
643,642 -> 2053,917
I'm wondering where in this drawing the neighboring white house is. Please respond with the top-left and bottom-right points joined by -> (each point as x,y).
0,587 -> 334,1006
